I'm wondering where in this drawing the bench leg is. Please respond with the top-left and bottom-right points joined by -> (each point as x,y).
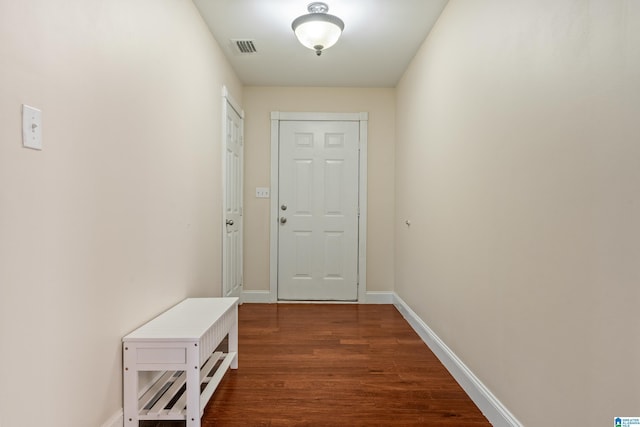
229,304 -> 238,369
123,345 -> 139,426
186,344 -> 201,427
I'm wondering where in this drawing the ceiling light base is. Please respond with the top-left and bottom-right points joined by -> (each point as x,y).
308,2 -> 329,14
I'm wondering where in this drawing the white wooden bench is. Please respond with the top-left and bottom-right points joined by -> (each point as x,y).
122,297 -> 239,426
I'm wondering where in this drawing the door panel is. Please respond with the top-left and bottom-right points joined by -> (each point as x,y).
278,120 -> 359,301
223,102 -> 243,298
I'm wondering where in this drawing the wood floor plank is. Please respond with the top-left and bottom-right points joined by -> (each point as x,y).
205,304 -> 489,426
142,303 -> 490,427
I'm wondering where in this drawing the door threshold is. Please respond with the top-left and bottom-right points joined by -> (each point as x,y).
277,300 -> 358,304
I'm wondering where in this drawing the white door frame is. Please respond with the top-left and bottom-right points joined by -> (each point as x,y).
222,86 -> 244,299
269,112 -> 368,303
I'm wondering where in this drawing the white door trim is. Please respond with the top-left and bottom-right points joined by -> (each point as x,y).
222,86 -> 244,299
269,111 -> 368,303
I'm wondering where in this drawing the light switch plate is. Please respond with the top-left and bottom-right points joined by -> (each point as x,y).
256,187 -> 270,198
22,104 -> 42,150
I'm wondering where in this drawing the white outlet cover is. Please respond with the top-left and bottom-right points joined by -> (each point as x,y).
22,104 -> 42,150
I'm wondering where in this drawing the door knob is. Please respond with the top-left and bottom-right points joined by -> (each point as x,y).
226,219 -> 234,226
281,204 -> 287,211
280,217 -> 287,224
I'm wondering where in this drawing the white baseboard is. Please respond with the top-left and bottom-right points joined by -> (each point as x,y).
242,290 -> 394,304
242,290 -> 273,303
393,293 -> 523,427
364,291 -> 394,304
101,410 -> 122,427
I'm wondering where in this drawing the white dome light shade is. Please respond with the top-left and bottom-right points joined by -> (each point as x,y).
294,19 -> 343,52
292,3 -> 344,56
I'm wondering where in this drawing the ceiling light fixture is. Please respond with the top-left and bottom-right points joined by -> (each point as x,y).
291,2 -> 344,56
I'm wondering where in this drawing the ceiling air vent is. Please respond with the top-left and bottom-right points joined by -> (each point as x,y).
231,39 -> 258,55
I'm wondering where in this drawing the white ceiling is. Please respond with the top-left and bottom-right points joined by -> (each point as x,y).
193,0 -> 449,87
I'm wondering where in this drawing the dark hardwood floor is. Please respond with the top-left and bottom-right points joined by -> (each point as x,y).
143,303 -> 490,427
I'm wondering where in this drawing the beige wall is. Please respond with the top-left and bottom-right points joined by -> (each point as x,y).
0,0 -> 241,425
395,0 -> 640,425
242,87 -> 395,294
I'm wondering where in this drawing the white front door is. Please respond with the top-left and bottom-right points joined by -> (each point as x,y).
223,98 -> 243,298
277,120 -> 360,301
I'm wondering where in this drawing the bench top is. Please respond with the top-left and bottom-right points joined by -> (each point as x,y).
123,297 -> 238,342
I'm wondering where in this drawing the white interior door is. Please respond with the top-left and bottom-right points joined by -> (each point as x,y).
277,120 -> 360,300
223,98 -> 243,298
